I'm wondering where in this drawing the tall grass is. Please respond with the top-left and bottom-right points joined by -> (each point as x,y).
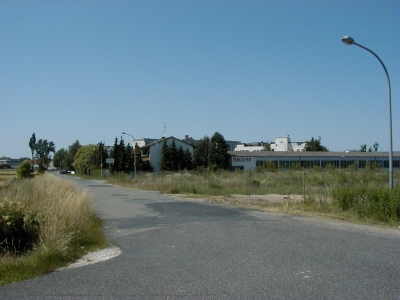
0,174 -> 109,286
106,168 -> 399,226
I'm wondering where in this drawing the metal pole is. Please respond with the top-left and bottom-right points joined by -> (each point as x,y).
122,132 -> 136,178
341,36 -> 393,189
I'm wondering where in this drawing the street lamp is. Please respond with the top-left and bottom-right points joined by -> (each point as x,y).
122,132 -> 136,178
341,36 -> 393,189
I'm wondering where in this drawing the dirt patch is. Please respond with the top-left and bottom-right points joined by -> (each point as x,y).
171,193 -> 304,206
228,194 -> 304,203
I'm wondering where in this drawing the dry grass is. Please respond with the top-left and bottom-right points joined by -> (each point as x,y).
106,169 -> 399,227
0,169 -> 17,188
0,174 -> 109,285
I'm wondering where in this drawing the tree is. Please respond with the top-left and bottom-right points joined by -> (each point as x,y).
67,140 -> 81,170
29,133 -> 36,170
110,137 -> 120,172
53,148 -> 69,170
177,146 -> 185,170
30,138 -> 56,170
95,141 -> 108,170
368,142 -> 379,152
360,144 -> 367,152
305,137 -> 329,152
132,143 -> 153,172
72,144 -> 97,174
169,139 -> 178,171
263,141 -> 272,151
16,161 -> 33,179
160,141 -> 172,171
183,148 -> 193,170
193,136 -> 210,168
208,132 -> 230,170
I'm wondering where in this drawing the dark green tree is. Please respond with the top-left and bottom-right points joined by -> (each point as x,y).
95,141 -> 108,170
53,148 -> 69,170
29,133 -> 36,170
132,143 -> 143,172
34,139 -> 56,170
193,136 -> 210,168
67,140 -> 81,170
177,146 -> 185,170
368,142 -> 379,152
110,137 -> 120,172
160,141 -> 172,171
208,132 -> 230,170
360,144 -> 367,152
118,138 -> 127,172
183,148 -> 193,170
16,161 -> 33,178
305,136 -> 329,152
169,139 -> 178,171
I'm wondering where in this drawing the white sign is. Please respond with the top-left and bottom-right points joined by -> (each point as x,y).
106,158 -> 115,164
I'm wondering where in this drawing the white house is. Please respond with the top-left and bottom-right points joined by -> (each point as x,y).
141,136 -> 194,172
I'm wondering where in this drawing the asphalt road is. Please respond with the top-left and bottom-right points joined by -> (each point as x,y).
1,174 -> 399,299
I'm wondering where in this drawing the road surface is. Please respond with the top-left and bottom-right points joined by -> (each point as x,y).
1,174 -> 399,299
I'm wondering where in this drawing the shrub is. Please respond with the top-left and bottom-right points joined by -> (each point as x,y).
0,200 -> 40,255
312,165 -> 322,172
16,162 -> 33,179
332,186 -> 400,223
292,163 -> 302,171
349,163 -> 358,171
249,179 -> 261,188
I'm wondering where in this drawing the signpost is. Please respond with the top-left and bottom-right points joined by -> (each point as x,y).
106,158 -> 114,177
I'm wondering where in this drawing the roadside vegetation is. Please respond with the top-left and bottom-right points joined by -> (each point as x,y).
0,173 -> 109,286
104,166 -> 399,228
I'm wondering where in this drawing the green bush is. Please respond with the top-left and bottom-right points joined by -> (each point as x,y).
332,186 -> 400,222
0,200 -> 40,255
16,162 -> 33,179
249,178 -> 261,188
292,162 -> 302,171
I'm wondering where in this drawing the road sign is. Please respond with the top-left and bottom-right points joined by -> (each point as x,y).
106,158 -> 114,164
100,163 -> 103,167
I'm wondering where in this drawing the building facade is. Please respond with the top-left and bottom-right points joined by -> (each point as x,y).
141,136 -> 194,172
229,150 -> 400,172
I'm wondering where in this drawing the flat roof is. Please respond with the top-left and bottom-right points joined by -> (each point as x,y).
228,151 -> 400,158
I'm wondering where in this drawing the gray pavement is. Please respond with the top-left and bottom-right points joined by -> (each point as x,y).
0,174 -> 399,299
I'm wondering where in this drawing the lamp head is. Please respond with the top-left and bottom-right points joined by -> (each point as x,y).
341,36 -> 355,45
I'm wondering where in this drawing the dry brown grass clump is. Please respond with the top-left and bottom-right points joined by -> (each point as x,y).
1,173 -> 93,255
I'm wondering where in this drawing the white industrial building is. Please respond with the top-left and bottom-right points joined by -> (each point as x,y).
230,150 -> 400,172
234,137 -> 307,152
270,137 -> 307,152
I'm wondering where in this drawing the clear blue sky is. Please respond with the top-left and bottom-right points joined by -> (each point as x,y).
1,0 -> 399,158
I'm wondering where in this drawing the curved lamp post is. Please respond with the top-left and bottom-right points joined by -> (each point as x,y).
341,36 -> 393,189
122,132 -> 136,178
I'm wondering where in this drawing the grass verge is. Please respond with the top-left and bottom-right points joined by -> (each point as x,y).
104,168 -> 399,228
0,174 -> 109,286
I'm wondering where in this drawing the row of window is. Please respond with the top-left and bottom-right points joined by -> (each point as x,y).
255,158 -> 400,169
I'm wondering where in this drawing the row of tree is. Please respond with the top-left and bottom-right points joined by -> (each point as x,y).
160,139 -> 193,171
28,133 -> 56,172
52,138 -> 153,174
31,132 -> 338,175
192,132 -> 230,170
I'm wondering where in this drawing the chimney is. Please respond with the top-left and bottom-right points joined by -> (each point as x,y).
185,135 -> 189,140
